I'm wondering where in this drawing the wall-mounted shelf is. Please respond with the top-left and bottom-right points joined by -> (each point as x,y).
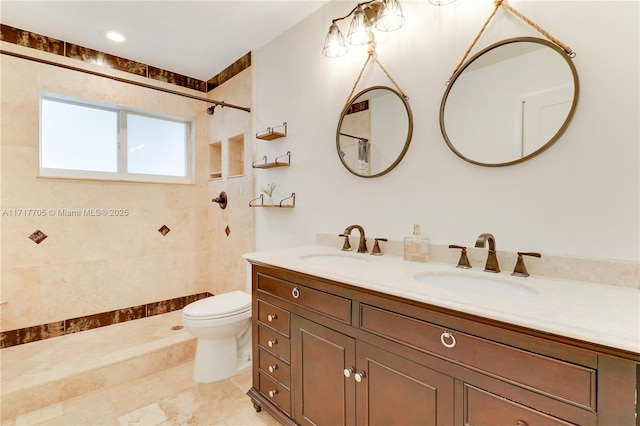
252,151 -> 291,169
256,122 -> 287,140
249,193 -> 295,208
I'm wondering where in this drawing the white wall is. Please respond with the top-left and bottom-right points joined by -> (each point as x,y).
253,0 -> 639,262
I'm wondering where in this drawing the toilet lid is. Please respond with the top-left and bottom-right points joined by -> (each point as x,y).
183,290 -> 251,319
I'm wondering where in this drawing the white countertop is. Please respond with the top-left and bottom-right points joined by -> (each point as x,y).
244,245 -> 640,355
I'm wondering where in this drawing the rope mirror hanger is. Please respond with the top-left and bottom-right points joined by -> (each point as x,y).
447,0 -> 576,85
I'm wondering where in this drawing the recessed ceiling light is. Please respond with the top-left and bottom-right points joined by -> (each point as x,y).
106,31 -> 126,42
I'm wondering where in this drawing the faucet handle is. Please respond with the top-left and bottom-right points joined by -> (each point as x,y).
449,245 -> 472,269
339,234 -> 352,251
511,252 -> 541,277
370,238 -> 388,256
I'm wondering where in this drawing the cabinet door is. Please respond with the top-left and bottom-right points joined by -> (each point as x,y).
292,316 -> 356,426
356,341 -> 455,426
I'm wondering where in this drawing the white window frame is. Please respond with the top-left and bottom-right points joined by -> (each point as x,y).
39,92 -> 194,184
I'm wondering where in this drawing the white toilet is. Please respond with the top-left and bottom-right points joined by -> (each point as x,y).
182,290 -> 252,383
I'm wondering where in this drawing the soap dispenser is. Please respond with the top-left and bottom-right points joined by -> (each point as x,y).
404,224 -> 430,262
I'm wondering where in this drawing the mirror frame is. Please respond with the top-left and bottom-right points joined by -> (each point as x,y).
439,37 -> 579,167
337,85 -> 413,178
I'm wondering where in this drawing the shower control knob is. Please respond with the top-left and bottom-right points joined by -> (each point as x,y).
267,314 -> 277,322
268,364 -> 278,373
267,339 -> 277,348
268,389 -> 278,398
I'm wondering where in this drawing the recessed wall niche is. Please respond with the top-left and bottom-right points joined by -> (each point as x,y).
209,141 -> 222,179
228,134 -> 245,177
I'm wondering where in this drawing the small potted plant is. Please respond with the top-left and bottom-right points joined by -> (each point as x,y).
261,182 -> 277,205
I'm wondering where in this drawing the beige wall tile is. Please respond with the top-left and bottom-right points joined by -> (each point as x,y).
0,50 -> 248,331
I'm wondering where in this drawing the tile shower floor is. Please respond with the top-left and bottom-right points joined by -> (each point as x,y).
1,310 -> 280,425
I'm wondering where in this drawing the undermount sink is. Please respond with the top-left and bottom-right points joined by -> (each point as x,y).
300,253 -> 369,265
413,272 -> 538,298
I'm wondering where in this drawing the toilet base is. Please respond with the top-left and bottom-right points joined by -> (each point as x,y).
193,336 -> 237,383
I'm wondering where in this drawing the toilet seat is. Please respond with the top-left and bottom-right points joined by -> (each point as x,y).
183,290 -> 251,320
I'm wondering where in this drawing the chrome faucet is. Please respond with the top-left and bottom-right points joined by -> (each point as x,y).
340,225 -> 367,253
475,233 -> 500,273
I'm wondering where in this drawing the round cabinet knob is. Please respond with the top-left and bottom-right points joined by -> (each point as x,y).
267,339 -> 277,348
354,371 -> 366,383
343,367 -> 355,378
516,421 -> 529,426
268,364 -> 278,373
268,389 -> 278,398
440,331 -> 457,349
292,287 -> 300,299
267,314 -> 277,322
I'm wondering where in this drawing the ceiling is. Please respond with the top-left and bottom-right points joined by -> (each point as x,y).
0,1 -> 330,81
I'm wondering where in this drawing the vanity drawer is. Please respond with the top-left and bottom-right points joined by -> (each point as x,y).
465,384 -> 576,426
257,299 -> 290,336
259,372 -> 291,415
257,273 -> 351,324
259,348 -> 291,388
360,305 -> 596,410
258,324 -> 290,362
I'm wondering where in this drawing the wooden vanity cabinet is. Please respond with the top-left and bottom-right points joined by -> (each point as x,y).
247,264 -> 639,426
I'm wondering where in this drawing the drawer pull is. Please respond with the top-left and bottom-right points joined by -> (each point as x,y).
267,339 -> 277,347
343,367 -> 355,378
268,389 -> 278,398
267,314 -> 278,322
516,421 -> 529,426
354,371 -> 366,383
440,331 -> 456,348
268,364 -> 278,373
292,287 -> 300,299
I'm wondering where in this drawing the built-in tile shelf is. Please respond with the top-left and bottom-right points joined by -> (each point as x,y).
209,141 -> 222,179
208,134 -> 245,180
228,134 -> 245,177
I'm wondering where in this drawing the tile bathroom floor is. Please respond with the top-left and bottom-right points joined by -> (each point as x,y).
5,362 -> 280,426
1,310 -> 280,426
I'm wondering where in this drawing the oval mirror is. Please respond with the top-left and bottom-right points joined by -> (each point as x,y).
440,37 -> 579,167
337,86 -> 413,177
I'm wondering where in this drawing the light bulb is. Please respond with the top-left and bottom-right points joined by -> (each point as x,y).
323,23 -> 348,57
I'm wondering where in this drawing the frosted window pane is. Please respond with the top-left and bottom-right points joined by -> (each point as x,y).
127,114 -> 187,177
41,99 -> 118,172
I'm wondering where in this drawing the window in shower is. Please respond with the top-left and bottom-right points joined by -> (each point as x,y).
40,93 -> 193,184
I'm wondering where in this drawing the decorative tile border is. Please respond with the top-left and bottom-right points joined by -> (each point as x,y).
0,24 -> 251,93
0,292 -> 211,349
207,52 -> 251,90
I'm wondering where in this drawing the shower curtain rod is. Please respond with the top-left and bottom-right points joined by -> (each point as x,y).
1,50 -> 251,113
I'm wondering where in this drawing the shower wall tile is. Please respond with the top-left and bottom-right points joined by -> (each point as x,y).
66,312 -> 114,334
2,36 -> 251,339
148,66 -> 207,92
0,24 -> 64,55
207,52 -> 251,91
0,321 -> 65,348
147,293 -> 208,317
0,292 -> 210,349
65,43 -> 147,76
1,24 -> 207,92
